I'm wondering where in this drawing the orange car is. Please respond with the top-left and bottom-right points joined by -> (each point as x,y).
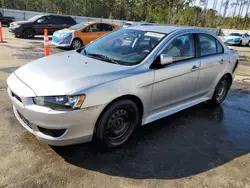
52,22 -> 119,49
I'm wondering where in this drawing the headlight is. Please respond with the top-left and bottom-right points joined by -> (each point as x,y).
33,95 -> 85,110
12,24 -> 21,28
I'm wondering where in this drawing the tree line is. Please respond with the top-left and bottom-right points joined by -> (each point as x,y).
1,0 -> 250,29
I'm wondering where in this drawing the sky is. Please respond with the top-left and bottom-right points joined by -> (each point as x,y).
193,0 -> 249,17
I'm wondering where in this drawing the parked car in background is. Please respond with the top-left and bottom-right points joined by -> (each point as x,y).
223,32 -> 250,46
7,26 -> 239,148
0,12 -> 15,26
122,21 -> 154,27
52,22 -> 119,49
9,14 -> 76,38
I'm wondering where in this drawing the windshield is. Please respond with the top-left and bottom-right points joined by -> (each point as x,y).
78,29 -> 166,66
28,15 -> 43,21
70,23 -> 87,30
230,33 -> 242,36
124,23 -> 133,26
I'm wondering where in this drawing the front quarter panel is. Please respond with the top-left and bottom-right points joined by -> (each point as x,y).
69,64 -> 154,120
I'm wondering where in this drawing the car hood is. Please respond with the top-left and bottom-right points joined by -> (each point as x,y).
14,51 -> 132,96
12,20 -> 32,25
57,28 -> 75,33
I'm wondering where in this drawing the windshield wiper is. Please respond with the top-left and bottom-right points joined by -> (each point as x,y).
87,53 -> 120,65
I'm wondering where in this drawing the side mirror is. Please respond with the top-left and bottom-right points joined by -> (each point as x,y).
160,54 -> 173,66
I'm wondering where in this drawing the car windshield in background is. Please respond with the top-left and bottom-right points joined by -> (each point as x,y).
79,29 -> 166,66
70,23 -> 87,30
28,15 -> 42,21
230,33 -> 242,36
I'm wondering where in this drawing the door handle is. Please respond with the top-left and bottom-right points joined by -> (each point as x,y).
219,59 -> 224,64
190,65 -> 199,72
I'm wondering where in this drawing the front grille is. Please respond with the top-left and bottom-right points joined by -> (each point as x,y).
17,110 -> 32,129
12,92 -> 22,103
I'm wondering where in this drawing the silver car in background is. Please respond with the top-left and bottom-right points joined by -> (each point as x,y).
7,26 -> 239,148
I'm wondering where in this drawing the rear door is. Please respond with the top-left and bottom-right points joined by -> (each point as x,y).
195,33 -> 227,96
99,23 -> 114,37
80,23 -> 103,45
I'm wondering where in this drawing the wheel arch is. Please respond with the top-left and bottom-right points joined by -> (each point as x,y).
22,27 -> 36,35
72,37 -> 84,45
94,94 -> 144,133
223,73 -> 233,88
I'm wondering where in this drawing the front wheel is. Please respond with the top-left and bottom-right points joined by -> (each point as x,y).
208,76 -> 230,106
71,38 -> 83,50
95,100 -> 139,148
22,28 -> 35,39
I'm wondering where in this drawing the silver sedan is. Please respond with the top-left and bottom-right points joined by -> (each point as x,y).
7,26 -> 239,147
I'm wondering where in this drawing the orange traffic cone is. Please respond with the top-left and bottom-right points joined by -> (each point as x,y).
0,22 -> 4,43
44,29 -> 50,56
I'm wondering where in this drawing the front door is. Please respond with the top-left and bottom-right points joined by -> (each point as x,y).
242,33 -> 250,45
150,34 -> 200,112
33,16 -> 48,35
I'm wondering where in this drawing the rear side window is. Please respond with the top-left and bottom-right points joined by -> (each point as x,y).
216,40 -> 224,53
101,24 -> 114,31
64,17 -> 76,24
198,34 -> 216,56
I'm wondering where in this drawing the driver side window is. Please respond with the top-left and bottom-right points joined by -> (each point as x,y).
162,34 -> 195,62
37,16 -> 49,24
84,24 -> 101,32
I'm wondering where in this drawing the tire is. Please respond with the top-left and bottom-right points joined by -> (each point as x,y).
247,41 -> 250,47
15,34 -> 21,38
95,100 -> 139,148
239,40 -> 242,46
208,76 -> 230,106
22,28 -> 35,39
71,38 -> 83,50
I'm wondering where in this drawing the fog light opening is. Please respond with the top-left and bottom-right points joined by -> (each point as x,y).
38,127 -> 67,138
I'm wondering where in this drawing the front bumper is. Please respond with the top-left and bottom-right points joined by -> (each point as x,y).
51,34 -> 73,48
51,40 -> 71,48
7,73 -> 104,146
9,27 -> 22,35
224,40 -> 241,45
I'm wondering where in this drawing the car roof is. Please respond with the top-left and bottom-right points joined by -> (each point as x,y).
125,25 -> 214,35
87,21 -> 116,25
42,14 -> 72,18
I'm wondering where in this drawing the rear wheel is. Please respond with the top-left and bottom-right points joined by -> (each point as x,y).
208,76 -> 230,106
247,41 -> 250,47
95,100 -> 139,148
22,28 -> 35,39
71,38 -> 83,50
